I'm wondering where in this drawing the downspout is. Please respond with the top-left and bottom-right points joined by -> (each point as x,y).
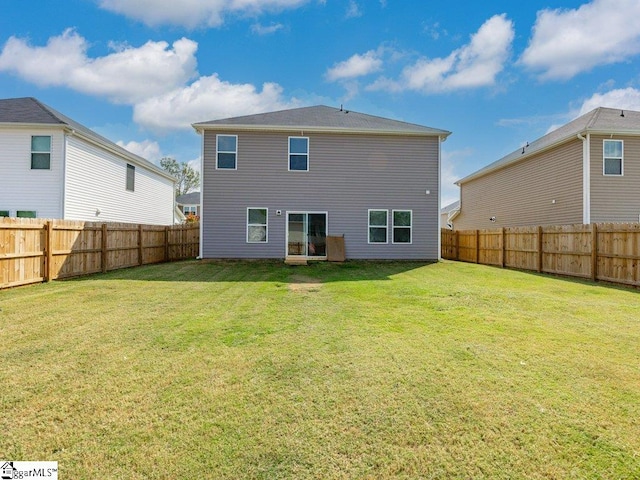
437,135 -> 444,260
447,208 -> 460,229
198,128 -> 204,259
577,133 -> 590,224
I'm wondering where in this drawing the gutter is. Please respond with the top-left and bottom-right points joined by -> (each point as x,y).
192,123 -> 452,139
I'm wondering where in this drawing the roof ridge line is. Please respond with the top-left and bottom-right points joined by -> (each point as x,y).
29,97 -> 67,125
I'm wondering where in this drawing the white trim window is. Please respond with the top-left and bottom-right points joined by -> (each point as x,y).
392,210 -> 412,244
289,136 -> 309,171
247,208 -> 268,243
126,164 -> 135,191
603,139 -> 623,176
31,135 -> 51,170
183,206 -> 197,216
217,134 -> 238,170
368,209 -> 388,243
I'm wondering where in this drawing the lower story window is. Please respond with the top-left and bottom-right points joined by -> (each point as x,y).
247,208 -> 268,242
392,210 -> 412,243
368,209 -> 388,243
17,210 -> 37,218
0,210 -> 9,217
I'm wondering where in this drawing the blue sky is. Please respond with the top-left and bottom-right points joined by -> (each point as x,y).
2,0 -> 640,205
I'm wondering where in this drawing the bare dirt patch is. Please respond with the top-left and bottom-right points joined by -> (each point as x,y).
288,274 -> 322,293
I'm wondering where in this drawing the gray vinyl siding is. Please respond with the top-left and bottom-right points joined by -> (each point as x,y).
202,130 -> 440,259
590,135 -> 640,223
455,139 -> 583,230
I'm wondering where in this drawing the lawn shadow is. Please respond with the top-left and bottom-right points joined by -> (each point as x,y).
452,260 -> 640,294
64,259 -> 437,285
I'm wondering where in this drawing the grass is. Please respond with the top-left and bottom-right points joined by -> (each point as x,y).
0,260 -> 639,479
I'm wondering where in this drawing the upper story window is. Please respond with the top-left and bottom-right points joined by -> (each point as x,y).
217,135 -> 237,169
31,136 -> 51,170
289,137 -> 309,171
603,139 -> 623,176
126,164 -> 135,191
392,210 -> 412,244
368,209 -> 388,243
183,206 -> 197,215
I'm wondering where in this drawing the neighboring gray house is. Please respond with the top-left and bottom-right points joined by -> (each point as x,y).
440,200 -> 460,229
0,97 -> 176,224
454,107 -> 640,230
193,105 -> 450,261
176,191 -> 201,217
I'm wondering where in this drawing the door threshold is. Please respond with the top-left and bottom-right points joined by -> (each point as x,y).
284,256 -> 308,266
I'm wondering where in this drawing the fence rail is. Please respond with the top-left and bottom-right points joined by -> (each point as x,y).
1,218 -> 199,289
442,223 -> 640,288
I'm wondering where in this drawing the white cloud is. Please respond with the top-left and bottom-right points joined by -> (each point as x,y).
133,74 -> 300,130
0,29 -> 198,103
250,22 -> 285,35
326,50 -> 383,82
345,0 -> 362,18
578,87 -> 640,115
441,148 -> 471,206
116,139 -> 162,161
520,0 -> 640,80
98,0 -> 312,28
370,14 -> 514,94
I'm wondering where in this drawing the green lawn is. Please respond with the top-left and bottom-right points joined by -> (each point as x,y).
1,260 -> 639,479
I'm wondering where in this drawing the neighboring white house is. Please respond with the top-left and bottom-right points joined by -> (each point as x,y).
0,97 -> 176,225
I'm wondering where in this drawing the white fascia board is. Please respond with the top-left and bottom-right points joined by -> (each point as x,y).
192,123 -> 451,138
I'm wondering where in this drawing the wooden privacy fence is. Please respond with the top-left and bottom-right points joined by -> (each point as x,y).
442,223 -> 640,288
1,218 -> 199,289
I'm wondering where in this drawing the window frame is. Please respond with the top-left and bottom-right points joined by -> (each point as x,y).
603,139 -> 624,176
392,209 -> 412,244
126,164 -> 135,191
246,207 -> 268,243
288,136 -> 309,172
216,134 -> 238,170
183,206 -> 197,215
31,135 -> 51,170
368,209 -> 388,244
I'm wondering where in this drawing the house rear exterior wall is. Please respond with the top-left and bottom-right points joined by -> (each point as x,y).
0,127 -> 64,218
590,134 -> 640,223
455,139 -> 583,230
64,135 -> 175,225
201,130 -> 440,259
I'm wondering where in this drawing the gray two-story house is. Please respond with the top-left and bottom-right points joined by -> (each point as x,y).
193,105 -> 450,261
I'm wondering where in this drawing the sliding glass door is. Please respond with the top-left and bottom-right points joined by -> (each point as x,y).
286,212 -> 327,257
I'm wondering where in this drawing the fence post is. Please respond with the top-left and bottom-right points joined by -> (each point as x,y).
501,227 -> 506,268
475,230 -> 480,264
45,221 -> 53,282
164,226 -> 170,262
537,226 -> 543,273
138,224 -> 144,266
454,230 -> 459,261
101,223 -> 108,273
591,223 -> 598,282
